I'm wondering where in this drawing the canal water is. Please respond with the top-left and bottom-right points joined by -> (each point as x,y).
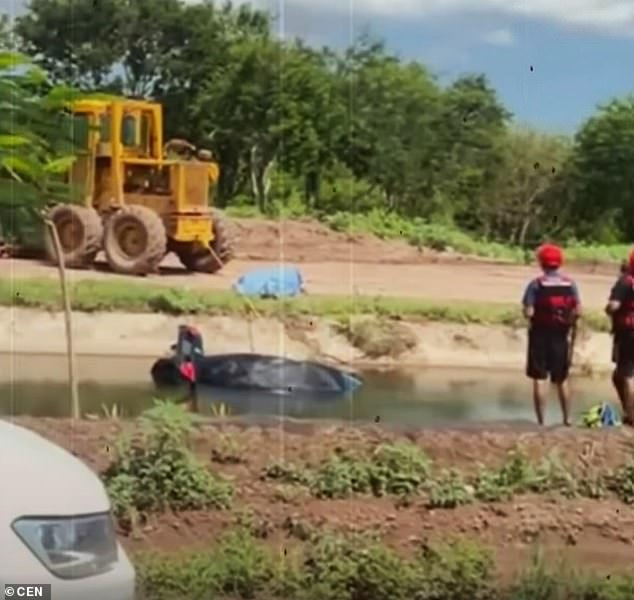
0,353 -> 617,426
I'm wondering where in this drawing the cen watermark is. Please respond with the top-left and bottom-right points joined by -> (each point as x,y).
3,585 -> 51,599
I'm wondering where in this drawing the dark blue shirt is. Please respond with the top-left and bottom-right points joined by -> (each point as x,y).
609,275 -> 631,303
522,269 -> 581,307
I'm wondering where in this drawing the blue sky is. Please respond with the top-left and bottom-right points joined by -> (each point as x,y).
3,0 -> 634,133
252,0 -> 634,134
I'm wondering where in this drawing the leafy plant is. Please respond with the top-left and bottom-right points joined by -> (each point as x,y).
310,455 -> 373,499
134,526 -> 634,600
427,469 -> 474,509
368,441 -> 431,496
103,400 -> 232,528
606,461 -> 634,504
137,527 -> 288,600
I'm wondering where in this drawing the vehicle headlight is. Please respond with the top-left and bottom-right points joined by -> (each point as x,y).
12,512 -> 118,580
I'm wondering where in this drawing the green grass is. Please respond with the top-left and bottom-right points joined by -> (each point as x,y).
324,210 -> 633,264
0,276 -> 612,331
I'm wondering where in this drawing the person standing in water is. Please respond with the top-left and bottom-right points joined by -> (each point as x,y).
521,244 -> 581,426
605,252 -> 634,426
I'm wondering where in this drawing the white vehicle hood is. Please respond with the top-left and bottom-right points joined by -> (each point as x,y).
0,419 -> 111,519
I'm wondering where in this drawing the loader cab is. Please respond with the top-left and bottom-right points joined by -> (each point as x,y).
67,99 -> 167,210
69,98 -> 164,159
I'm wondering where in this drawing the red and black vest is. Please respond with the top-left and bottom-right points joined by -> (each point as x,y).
614,276 -> 634,331
531,275 -> 577,329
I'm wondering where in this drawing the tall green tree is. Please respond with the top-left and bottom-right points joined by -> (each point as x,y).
571,97 -> 634,242
485,128 -> 571,245
16,0 -> 127,88
433,74 -> 511,230
335,37 -> 442,214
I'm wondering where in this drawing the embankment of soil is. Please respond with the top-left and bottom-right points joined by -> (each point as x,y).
0,307 -> 614,375
11,416 -> 634,578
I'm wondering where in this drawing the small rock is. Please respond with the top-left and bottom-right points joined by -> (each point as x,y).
386,513 -> 397,522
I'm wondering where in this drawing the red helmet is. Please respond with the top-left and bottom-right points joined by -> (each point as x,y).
537,243 -> 563,269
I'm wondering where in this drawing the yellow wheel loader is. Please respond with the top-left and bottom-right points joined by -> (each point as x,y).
45,98 -> 233,276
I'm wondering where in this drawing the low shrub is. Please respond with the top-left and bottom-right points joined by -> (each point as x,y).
135,527 -> 634,600
103,400 -> 233,528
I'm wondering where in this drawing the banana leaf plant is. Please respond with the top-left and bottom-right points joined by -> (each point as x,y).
0,51 -> 89,250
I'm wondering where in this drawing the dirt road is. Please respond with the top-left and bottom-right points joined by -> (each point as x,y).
0,255 -> 618,311
0,217 -> 623,310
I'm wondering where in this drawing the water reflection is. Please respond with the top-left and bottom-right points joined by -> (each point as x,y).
0,362 -> 617,426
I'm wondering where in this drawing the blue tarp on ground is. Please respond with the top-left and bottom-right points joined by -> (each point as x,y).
232,265 -> 304,298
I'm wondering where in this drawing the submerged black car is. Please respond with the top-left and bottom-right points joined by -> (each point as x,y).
151,326 -> 363,395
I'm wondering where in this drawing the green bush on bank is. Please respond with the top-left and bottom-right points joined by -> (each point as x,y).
135,528 -> 496,600
264,441 -> 432,500
0,276 -> 613,332
326,210 -> 632,264
135,527 -> 634,600
103,401 -> 232,529
264,443 -> 634,507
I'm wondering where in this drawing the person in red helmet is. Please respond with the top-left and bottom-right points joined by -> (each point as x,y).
605,250 -> 634,426
522,243 -> 581,426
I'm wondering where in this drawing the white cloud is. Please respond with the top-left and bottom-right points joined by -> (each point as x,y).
5,0 -> 634,37
481,28 -> 515,46
252,0 -> 634,36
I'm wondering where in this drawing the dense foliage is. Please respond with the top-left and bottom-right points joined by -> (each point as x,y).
8,0 -> 634,248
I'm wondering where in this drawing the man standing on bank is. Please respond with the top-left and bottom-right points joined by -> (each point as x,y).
605,251 -> 634,426
522,244 -> 581,426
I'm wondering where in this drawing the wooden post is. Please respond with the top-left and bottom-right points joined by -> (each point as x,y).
45,219 -> 80,419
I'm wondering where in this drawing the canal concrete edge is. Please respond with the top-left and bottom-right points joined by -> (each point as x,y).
0,307 -> 615,375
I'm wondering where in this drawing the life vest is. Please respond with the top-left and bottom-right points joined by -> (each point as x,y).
179,361 -> 196,383
614,275 -> 634,331
531,275 -> 577,329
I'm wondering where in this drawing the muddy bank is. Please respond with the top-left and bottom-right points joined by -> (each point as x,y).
0,307 -> 615,374
12,416 -> 634,577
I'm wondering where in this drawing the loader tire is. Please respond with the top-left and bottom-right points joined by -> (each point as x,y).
177,209 -> 234,273
103,205 -> 166,276
44,204 -> 103,268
